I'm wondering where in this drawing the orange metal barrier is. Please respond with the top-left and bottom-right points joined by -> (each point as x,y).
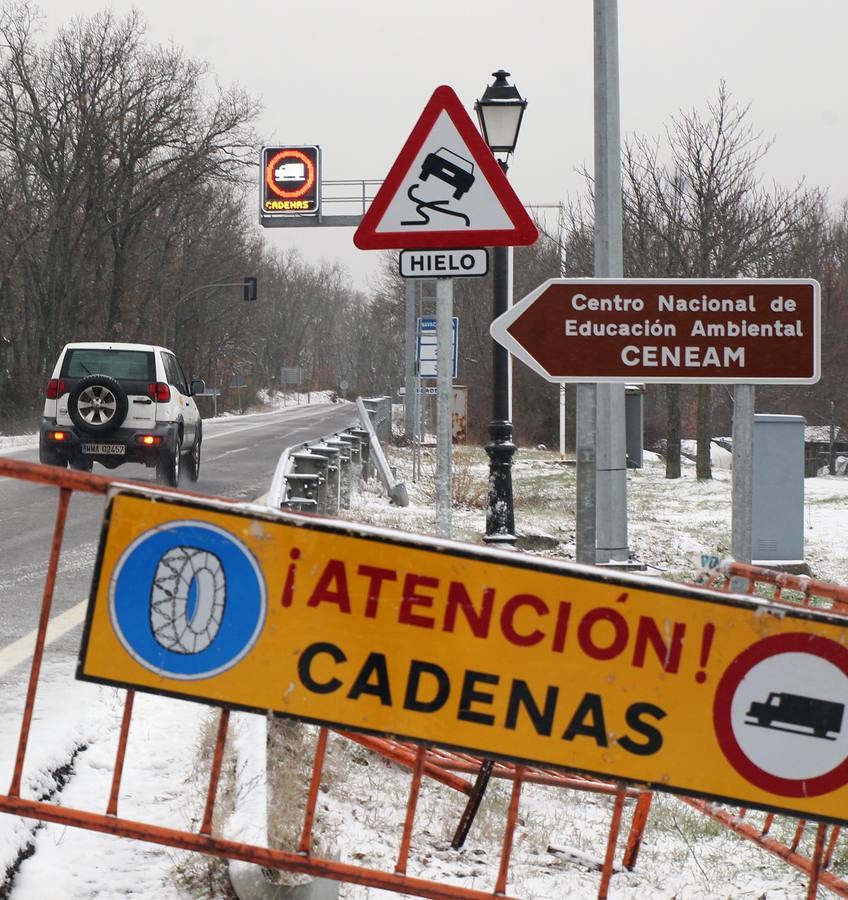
2,455 -> 847,899
0,457 -> 651,900
703,559 -> 848,616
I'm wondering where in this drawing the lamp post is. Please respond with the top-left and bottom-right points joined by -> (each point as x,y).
476,70 -> 527,546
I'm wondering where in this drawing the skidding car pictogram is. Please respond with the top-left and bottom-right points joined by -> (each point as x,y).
419,147 -> 475,199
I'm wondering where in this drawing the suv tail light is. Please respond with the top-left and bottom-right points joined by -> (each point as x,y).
46,379 -> 66,399
148,382 -> 171,402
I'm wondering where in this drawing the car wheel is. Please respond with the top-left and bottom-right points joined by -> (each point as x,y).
156,433 -> 181,488
68,374 -> 128,435
182,424 -> 201,483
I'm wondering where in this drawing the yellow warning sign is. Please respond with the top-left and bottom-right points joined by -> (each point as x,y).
78,490 -> 848,824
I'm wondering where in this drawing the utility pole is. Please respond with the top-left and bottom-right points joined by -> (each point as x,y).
591,0 -> 629,565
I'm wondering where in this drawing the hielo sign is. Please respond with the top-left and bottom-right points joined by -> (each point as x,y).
491,278 -> 821,384
400,249 -> 488,278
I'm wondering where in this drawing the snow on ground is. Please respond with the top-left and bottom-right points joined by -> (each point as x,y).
3,424 -> 848,898
0,434 -> 38,452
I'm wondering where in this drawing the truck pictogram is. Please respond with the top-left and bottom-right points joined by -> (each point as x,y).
274,162 -> 306,182
746,692 -> 844,740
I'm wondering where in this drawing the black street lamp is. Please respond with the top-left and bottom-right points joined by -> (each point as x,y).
476,70 -> 527,546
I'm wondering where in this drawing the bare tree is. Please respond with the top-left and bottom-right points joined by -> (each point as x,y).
0,3 -> 258,420
561,83 -> 820,478
625,83 -> 817,478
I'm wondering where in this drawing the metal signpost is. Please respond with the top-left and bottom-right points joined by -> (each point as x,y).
229,373 -> 248,414
354,85 -> 537,538
80,488 -> 848,826
590,0 -> 627,567
280,366 -> 303,405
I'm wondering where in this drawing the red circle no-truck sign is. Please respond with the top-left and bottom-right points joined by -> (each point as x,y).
265,149 -> 316,200
714,633 -> 848,797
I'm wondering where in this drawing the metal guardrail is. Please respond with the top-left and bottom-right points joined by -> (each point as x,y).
267,397 -> 407,512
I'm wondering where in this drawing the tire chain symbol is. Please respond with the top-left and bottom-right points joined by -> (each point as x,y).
149,546 -> 226,654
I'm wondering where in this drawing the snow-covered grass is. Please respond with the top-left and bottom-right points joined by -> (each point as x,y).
0,433 -> 38,451
255,387 -> 338,411
350,441 -> 848,586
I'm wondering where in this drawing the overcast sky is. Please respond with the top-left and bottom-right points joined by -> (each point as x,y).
33,0 -> 848,291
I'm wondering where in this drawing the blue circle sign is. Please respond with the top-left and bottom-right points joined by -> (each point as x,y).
109,521 -> 267,680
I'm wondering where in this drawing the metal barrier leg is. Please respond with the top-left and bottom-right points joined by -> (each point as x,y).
107,690 -> 136,816
395,744 -> 427,876
824,825 -> 841,868
297,726 -> 329,855
598,785 -> 627,900
200,707 -> 230,835
807,822 -> 827,900
494,765 -> 524,895
9,487 -> 71,798
621,789 -> 652,871
451,759 -> 494,849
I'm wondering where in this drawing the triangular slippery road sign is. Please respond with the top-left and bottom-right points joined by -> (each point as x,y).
354,85 -> 538,251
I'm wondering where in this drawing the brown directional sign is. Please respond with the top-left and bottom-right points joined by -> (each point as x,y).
490,278 -> 820,384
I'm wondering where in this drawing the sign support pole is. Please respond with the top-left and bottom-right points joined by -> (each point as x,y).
436,278 -> 453,537
485,232 -> 517,546
591,0 -> 629,564
731,384 -> 755,570
559,385 -> 566,460
404,279 -> 416,438
576,385 -> 597,564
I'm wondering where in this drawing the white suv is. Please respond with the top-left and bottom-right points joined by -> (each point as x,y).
39,342 -> 205,487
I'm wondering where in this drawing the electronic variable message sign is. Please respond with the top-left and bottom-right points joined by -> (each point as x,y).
261,145 -> 320,217
79,489 -> 848,824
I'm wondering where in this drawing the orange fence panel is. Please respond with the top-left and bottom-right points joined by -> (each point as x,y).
3,457 -> 848,898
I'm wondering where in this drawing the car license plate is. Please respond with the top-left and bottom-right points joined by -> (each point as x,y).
81,443 -> 126,456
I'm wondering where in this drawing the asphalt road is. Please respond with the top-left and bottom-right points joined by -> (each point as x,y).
0,401 -> 360,680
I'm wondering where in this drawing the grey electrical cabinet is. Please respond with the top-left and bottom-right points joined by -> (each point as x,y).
625,384 -> 644,469
752,414 -> 805,567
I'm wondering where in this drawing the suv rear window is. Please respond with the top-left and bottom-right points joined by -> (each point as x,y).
62,348 -> 154,381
